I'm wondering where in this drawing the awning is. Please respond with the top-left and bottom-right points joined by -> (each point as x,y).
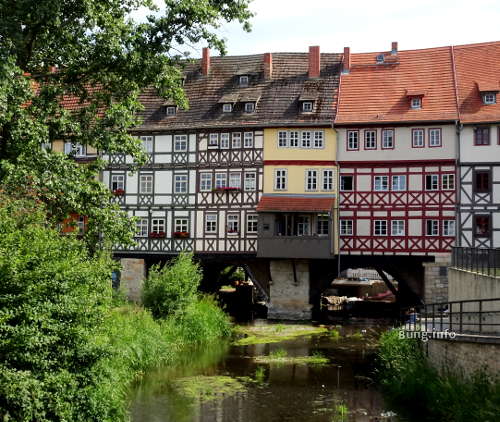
256,196 -> 334,213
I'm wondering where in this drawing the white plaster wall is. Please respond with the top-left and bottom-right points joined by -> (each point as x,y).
156,135 -> 172,153
460,126 -> 500,162
155,171 -> 172,194
337,125 -> 456,161
127,173 -> 138,194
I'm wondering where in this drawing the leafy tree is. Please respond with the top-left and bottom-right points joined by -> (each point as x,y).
142,252 -> 202,319
0,0 -> 252,250
0,193 -> 115,421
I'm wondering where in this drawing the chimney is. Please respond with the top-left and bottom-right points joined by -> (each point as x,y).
308,46 -> 320,78
263,53 -> 273,79
202,47 -> 210,76
391,42 -> 398,55
343,47 -> 351,74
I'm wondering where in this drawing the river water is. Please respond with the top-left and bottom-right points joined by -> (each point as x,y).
130,322 -> 400,422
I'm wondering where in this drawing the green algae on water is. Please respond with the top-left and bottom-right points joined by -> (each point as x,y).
172,375 -> 247,403
233,323 -> 328,346
254,351 -> 330,365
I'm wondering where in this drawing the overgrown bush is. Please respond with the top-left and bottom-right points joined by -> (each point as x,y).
377,329 -> 500,422
142,252 -> 202,319
0,195 -> 114,421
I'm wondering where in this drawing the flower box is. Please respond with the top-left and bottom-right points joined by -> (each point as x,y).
213,186 -> 240,192
149,231 -> 166,238
112,188 -> 125,196
173,231 -> 190,239
227,229 -> 239,234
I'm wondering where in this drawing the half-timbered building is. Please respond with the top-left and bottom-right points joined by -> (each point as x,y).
335,43 -> 458,258
454,41 -> 500,248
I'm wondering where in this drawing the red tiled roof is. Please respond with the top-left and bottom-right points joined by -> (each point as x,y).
256,196 -> 334,212
335,47 -> 458,124
453,41 -> 500,123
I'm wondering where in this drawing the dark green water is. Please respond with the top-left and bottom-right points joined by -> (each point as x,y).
129,322 -> 400,422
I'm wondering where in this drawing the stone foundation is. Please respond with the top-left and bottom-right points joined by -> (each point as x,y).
120,258 -> 145,302
423,254 -> 450,304
268,259 -> 311,320
427,337 -> 500,377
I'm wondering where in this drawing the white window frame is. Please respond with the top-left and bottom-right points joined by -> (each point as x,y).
232,133 -> 242,149
296,215 -> 310,236
442,174 -> 455,190
313,131 -> 324,148
347,130 -> 359,150
227,214 -> 239,234
246,214 -> 258,233
302,101 -> 313,112
64,142 -> 86,157
364,130 -> 376,149
174,174 -> 188,194
425,174 -> 439,191
301,131 -> 312,148
274,169 -> 287,191
229,172 -> 241,189
205,214 -> 217,233
391,220 -> 405,236
139,174 -> 153,194
340,220 -> 353,236
215,173 -> 227,189
244,172 -> 256,191
111,174 -> 125,191
429,128 -> 442,147
306,169 -> 318,191
209,133 -> 218,147
140,136 -> 154,153
222,103 -> 232,113
151,218 -> 165,234
426,220 -> 439,236
322,169 -> 334,191
166,106 -> 176,116
392,175 -> 406,191
136,218 -> 149,237
220,133 -> 230,149
244,132 -> 254,148
244,102 -> 255,113
374,175 -> 389,192
374,220 -> 388,236
316,215 -> 329,236
278,131 -> 288,148
239,75 -> 249,87
412,129 -> 425,147
289,131 -> 299,147
443,220 -> 455,237
174,218 -> 189,233
483,93 -> 496,105
411,97 -> 422,109
382,129 -> 394,149
200,173 -> 212,192
174,134 -> 188,152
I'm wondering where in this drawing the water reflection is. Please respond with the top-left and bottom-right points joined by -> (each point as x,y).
130,323 -> 399,422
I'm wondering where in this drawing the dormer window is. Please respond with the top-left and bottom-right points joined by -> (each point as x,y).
222,103 -> 233,113
239,75 -> 249,87
483,93 -> 496,105
166,106 -> 176,116
411,97 -> 422,109
244,102 -> 255,113
302,101 -> 313,112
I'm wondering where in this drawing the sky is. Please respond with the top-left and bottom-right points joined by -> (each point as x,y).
134,0 -> 500,57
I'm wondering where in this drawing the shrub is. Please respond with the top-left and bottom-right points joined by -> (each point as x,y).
142,253 -> 202,319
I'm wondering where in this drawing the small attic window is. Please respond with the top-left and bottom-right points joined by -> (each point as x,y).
244,102 -> 255,113
302,101 -> 313,112
411,97 -> 422,109
165,106 -> 177,116
376,54 -> 385,64
222,103 -> 233,113
483,92 -> 496,105
239,75 -> 249,87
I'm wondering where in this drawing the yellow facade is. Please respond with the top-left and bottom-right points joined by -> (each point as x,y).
262,127 -> 339,254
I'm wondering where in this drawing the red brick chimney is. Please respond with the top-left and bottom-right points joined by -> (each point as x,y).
263,53 -> 273,79
202,47 -> 210,76
391,42 -> 398,55
343,47 -> 351,74
308,46 -> 320,78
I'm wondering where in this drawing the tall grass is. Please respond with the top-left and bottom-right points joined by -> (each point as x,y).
93,296 -> 232,421
377,329 -> 500,422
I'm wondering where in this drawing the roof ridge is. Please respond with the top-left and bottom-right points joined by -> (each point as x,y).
452,40 -> 500,50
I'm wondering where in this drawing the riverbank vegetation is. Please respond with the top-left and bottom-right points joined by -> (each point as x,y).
377,329 -> 500,422
234,323 -> 328,345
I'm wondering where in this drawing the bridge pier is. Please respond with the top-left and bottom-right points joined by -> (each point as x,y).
119,257 -> 146,302
423,254 -> 451,304
268,259 -> 312,320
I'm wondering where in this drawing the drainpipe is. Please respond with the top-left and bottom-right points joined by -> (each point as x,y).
455,120 -> 462,249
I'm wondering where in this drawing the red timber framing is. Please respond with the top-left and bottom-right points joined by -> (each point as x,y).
339,160 -> 456,255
